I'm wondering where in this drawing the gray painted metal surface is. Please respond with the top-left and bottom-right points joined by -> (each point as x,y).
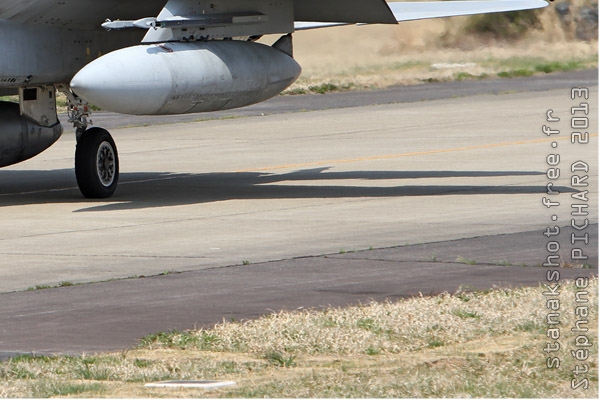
0,101 -> 62,168
142,0 -> 294,42
0,0 -> 165,29
71,40 -> 301,115
0,19 -> 144,86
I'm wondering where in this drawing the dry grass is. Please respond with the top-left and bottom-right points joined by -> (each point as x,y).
282,2 -> 598,92
1,278 -> 597,397
149,287 -> 549,355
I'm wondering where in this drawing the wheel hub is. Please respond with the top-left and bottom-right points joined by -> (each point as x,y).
96,141 -> 116,187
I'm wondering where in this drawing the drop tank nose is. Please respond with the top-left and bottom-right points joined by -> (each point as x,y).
71,40 -> 301,116
0,101 -> 63,167
70,45 -> 173,115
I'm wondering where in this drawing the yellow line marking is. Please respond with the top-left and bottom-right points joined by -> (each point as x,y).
235,134 -> 598,173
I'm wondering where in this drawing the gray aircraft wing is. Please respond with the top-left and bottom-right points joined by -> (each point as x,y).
0,1 -> 399,28
387,0 -> 548,21
295,0 -> 548,29
1,0 -> 548,30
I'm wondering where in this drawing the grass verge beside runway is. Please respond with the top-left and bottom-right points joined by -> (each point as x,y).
1,278 -> 597,397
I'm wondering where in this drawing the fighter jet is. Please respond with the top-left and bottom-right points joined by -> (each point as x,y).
0,0 -> 547,198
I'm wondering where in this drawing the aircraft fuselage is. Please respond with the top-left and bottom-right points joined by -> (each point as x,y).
0,19 -> 144,92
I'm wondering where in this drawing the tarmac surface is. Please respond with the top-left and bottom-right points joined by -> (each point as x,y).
0,70 -> 597,358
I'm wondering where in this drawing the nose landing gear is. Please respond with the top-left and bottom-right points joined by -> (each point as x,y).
57,85 -> 119,198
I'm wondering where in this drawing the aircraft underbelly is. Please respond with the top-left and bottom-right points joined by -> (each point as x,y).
295,0 -> 396,23
0,0 -> 165,30
0,20 -> 143,87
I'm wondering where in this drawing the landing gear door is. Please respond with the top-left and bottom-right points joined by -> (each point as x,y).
19,85 -> 59,127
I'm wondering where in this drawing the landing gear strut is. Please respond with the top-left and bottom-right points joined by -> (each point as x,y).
57,85 -> 119,198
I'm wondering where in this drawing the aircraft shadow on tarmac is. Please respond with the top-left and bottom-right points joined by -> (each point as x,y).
0,167 -> 569,211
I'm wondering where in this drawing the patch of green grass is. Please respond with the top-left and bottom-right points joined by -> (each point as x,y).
456,256 -> 477,265
514,320 -> 544,333
452,309 -> 481,319
455,72 -> 489,81
75,357 -> 115,381
321,317 -> 338,328
493,58 -> 590,79
534,61 -> 582,73
263,351 -> 296,368
6,354 -> 54,363
32,382 -> 106,397
159,270 -> 181,276
366,346 -> 381,355
219,360 -> 240,373
138,330 -> 181,348
27,284 -> 52,291
309,82 -> 339,94
284,87 -> 308,95
455,289 -> 476,302
196,331 -> 223,350
497,69 -> 534,78
421,77 -> 443,83
455,72 -> 476,81
26,281 -> 77,291
133,358 -> 152,368
304,82 -> 356,94
3,365 -> 38,379
138,329 -> 223,351
427,339 -> 445,348
357,318 -> 382,334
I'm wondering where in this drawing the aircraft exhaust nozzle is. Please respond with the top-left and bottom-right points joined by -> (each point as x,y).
70,40 -> 301,115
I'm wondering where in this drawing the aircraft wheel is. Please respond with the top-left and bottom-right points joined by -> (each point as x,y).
75,127 -> 119,198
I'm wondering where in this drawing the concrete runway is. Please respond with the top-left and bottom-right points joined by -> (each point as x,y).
0,71 -> 597,356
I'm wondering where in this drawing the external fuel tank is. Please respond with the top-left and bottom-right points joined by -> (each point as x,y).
70,39 -> 301,115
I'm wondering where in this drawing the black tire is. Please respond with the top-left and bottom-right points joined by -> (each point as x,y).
75,127 -> 119,198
